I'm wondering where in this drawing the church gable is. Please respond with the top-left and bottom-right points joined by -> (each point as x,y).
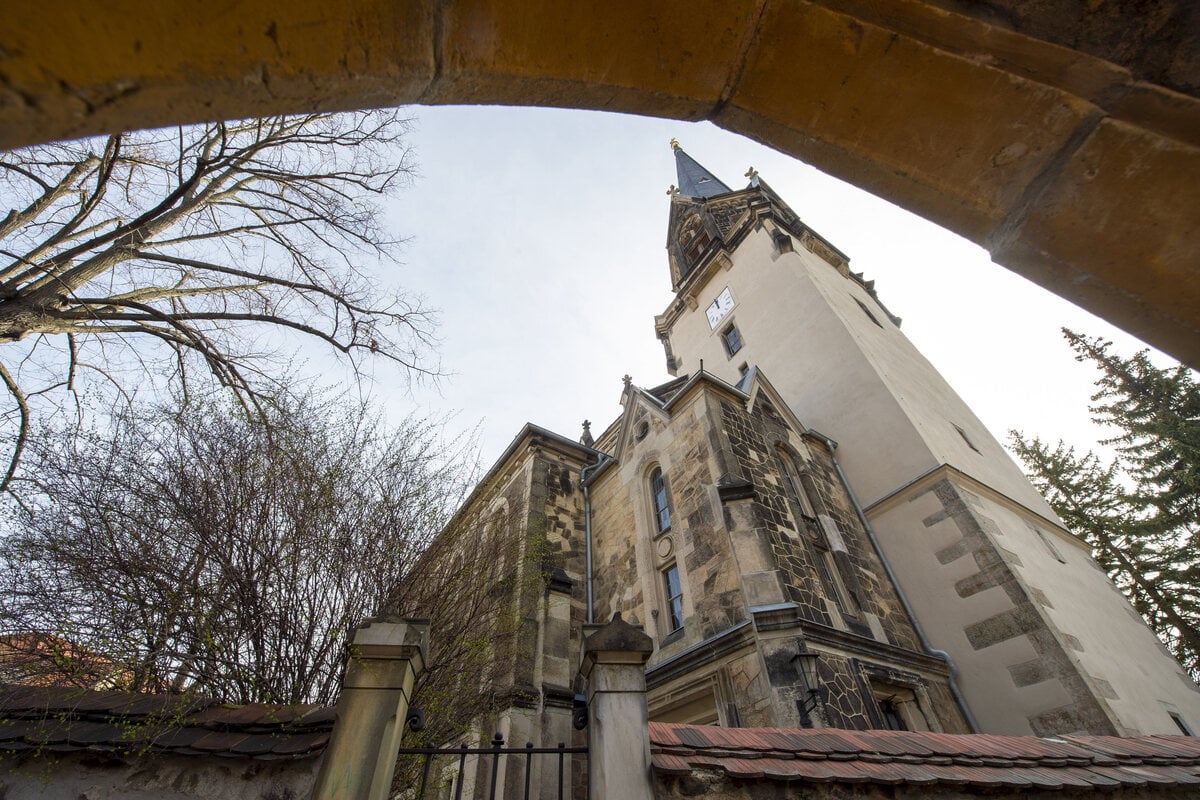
742,367 -> 809,437
608,382 -> 673,464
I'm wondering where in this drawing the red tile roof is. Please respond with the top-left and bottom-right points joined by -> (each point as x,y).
0,684 -> 333,761
649,723 -> 1200,791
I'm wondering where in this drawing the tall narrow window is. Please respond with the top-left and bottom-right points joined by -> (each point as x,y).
664,565 -> 684,632
776,450 -> 816,520
721,323 -> 743,357
651,468 -> 671,533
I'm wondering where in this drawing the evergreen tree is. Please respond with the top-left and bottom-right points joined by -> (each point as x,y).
1011,330 -> 1200,679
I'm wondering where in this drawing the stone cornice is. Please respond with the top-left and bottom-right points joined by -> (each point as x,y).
800,621 -> 952,678
645,621 -> 755,690
863,462 -> 1083,551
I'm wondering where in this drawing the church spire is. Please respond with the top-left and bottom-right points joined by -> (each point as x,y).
671,139 -> 732,199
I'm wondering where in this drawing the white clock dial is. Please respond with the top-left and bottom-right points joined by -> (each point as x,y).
706,287 -> 735,329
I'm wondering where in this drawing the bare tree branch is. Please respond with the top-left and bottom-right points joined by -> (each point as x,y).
0,111 -> 431,491
0,392 -> 477,704
0,360 -> 28,493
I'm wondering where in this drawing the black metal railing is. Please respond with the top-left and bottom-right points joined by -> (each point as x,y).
397,732 -> 587,800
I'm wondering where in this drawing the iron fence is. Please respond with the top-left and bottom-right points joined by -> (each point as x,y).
397,731 -> 587,800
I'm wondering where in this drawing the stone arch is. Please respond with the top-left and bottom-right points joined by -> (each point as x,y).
4,1 -> 1197,363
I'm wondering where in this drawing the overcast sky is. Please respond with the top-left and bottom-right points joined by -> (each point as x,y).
351,104 -> 1166,473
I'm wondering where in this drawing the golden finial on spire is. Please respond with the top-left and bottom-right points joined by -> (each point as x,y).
669,137 -> 680,150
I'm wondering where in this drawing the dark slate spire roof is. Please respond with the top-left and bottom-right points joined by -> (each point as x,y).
672,140 -> 732,198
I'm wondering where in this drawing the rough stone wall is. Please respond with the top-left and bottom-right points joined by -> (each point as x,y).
590,392 -> 748,646
591,384 -> 970,733
588,459 -> 643,625
723,649 -> 773,728
718,397 -> 921,651
806,651 -> 876,730
525,451 -> 589,687
668,394 -> 749,642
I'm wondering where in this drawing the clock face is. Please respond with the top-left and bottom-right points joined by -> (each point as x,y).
706,287 -> 735,329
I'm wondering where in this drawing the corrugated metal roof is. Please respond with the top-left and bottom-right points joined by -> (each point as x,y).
650,722 -> 1200,790
0,684 -> 332,760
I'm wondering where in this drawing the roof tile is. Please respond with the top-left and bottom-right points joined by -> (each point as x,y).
0,684 -> 332,762
650,723 -> 1200,793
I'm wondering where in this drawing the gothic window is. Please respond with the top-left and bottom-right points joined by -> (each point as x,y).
650,467 -> 671,534
663,564 -> 684,632
679,215 -> 710,262
775,447 -> 860,620
776,449 -> 816,520
721,323 -> 743,357
816,543 -> 857,616
677,214 -> 711,279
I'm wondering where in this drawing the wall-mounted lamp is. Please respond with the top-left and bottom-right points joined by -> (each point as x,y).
791,648 -> 825,727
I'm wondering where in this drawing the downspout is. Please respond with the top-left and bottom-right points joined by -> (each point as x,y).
580,455 -> 612,625
814,433 -> 980,733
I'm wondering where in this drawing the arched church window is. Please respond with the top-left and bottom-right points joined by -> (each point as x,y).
678,213 -> 711,273
650,467 -> 671,534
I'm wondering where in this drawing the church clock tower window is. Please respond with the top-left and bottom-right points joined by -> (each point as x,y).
721,323 -> 743,357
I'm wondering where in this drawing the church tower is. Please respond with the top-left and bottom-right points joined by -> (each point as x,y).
652,143 -> 1200,737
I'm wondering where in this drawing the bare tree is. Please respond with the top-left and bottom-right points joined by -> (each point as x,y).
0,112 -> 434,491
0,390 -> 476,705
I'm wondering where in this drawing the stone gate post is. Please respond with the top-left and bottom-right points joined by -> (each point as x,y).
311,617 -> 429,800
579,613 -> 655,800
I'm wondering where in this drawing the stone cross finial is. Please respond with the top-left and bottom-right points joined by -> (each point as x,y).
622,374 -> 633,388
581,420 -> 594,448
745,166 -> 759,179
666,184 -> 678,196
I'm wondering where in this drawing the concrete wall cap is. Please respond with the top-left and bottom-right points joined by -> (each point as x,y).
351,617 -> 429,648
347,618 -> 429,668
584,613 -> 654,656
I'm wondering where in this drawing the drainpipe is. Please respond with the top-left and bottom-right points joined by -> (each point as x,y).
580,455 -> 612,625
814,433 -> 980,733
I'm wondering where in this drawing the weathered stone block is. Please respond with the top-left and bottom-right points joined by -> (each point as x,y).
722,1 -> 1098,242
996,116 -> 1200,363
428,0 -> 759,117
